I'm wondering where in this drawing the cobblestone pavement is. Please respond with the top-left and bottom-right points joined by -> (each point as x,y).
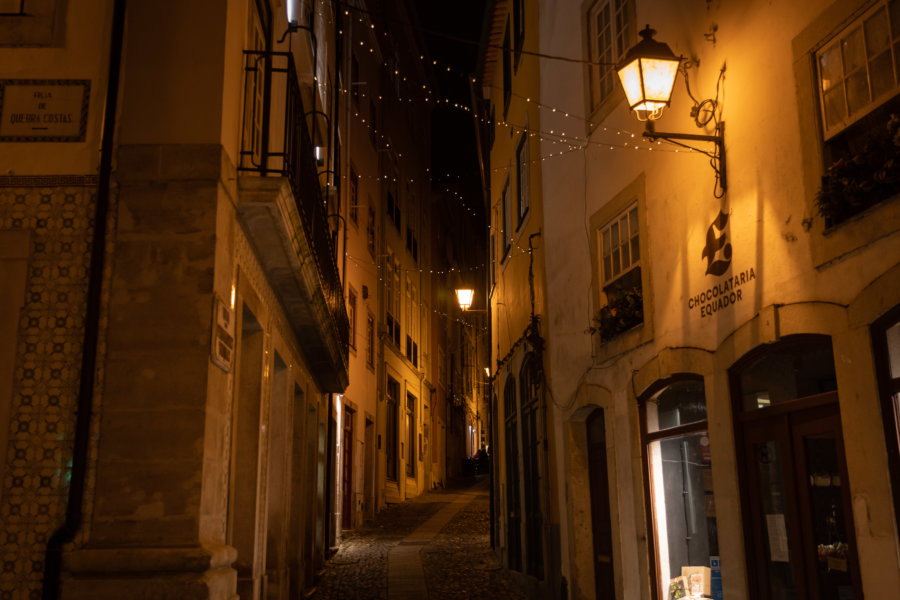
313,476 -> 526,600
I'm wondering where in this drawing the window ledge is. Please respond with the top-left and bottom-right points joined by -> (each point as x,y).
812,192 -> 900,269
593,319 -> 651,363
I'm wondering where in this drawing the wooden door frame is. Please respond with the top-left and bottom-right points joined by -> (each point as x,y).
587,407 -> 616,600
871,305 -> 900,534
729,335 -> 863,600
739,415 -> 810,598
637,373 -> 708,600
341,406 -> 354,529
790,409 -> 863,598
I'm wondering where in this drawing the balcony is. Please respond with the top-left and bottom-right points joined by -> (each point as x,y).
236,49 -> 349,391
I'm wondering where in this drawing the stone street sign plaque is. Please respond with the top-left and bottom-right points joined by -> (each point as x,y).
0,79 -> 90,142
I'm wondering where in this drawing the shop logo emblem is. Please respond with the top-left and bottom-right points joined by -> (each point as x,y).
702,210 -> 732,276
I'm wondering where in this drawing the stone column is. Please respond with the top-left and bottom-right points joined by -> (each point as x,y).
62,0 -> 242,597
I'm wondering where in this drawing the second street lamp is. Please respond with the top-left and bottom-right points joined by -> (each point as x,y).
456,288 -> 475,311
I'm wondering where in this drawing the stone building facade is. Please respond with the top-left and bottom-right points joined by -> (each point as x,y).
0,0 -> 471,597
478,0 -> 900,598
1,0 -> 348,598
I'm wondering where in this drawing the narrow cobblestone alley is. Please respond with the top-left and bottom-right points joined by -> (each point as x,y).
312,477 -> 526,600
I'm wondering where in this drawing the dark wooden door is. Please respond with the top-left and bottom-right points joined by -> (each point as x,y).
341,408 -> 353,529
588,409 -> 615,599
739,401 -> 861,599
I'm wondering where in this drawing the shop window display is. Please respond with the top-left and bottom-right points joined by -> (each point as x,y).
641,377 -> 722,600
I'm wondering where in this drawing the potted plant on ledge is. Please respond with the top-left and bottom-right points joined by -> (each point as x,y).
816,114 -> 900,227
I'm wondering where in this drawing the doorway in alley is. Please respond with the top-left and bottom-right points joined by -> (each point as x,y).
731,336 -> 862,600
229,304 -> 264,599
504,374 -> 522,572
342,406 -> 354,529
587,408 -> 615,599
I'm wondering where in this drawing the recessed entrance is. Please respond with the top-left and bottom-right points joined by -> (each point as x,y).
731,336 -> 862,599
587,408 -> 615,599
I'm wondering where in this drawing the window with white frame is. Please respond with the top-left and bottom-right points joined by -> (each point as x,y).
516,133 -> 530,226
586,0 -> 634,112
816,0 -> 900,140
601,203 -> 640,285
813,0 -> 900,226
641,378 -> 721,600
597,202 -> 642,337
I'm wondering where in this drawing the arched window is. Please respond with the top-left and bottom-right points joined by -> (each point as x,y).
640,376 -> 719,600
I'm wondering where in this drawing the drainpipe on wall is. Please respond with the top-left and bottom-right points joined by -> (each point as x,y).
42,0 -> 127,597
325,0 -> 345,554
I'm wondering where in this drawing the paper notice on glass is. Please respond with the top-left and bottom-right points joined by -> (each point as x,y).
765,514 -> 790,562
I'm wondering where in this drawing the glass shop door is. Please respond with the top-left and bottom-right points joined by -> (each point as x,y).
740,401 -> 861,600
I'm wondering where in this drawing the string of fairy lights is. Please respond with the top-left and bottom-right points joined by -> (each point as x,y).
343,251 -> 492,333
331,2 -> 696,158
299,2 -> 707,286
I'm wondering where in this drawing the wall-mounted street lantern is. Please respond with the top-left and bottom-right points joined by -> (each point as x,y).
456,288 -> 475,311
616,25 -> 727,195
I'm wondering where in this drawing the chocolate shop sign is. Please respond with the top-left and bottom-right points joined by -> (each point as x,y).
687,210 -> 757,319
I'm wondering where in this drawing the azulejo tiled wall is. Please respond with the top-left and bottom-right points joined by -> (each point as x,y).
0,178 -> 96,599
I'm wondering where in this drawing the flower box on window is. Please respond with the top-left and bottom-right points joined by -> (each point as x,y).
816,114 -> 900,227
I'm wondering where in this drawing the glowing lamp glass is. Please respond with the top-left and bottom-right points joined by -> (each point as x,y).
456,288 -> 474,311
616,26 -> 681,121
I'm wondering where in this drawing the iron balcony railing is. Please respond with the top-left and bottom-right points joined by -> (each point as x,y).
239,49 -> 349,361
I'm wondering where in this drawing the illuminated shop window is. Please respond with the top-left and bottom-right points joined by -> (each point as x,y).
873,306 -> 900,539
641,377 -> 722,600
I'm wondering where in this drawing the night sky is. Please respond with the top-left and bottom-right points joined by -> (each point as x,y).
415,0 -> 488,200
